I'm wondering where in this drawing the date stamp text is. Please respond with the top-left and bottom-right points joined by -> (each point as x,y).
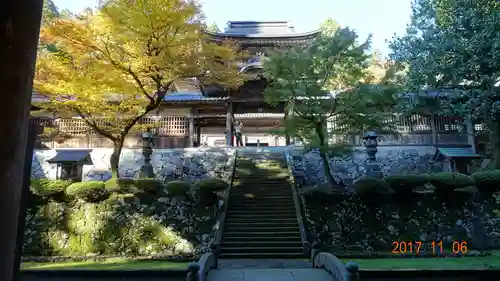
392,241 -> 468,255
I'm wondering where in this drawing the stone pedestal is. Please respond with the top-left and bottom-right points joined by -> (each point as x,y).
364,161 -> 383,178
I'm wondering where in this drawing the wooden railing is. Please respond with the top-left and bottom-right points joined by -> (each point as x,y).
210,149 -> 237,258
285,150 -> 311,256
328,113 -> 474,146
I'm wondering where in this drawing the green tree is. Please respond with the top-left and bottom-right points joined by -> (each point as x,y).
389,0 -> 500,167
42,0 -> 60,24
205,22 -> 220,33
263,27 -> 396,186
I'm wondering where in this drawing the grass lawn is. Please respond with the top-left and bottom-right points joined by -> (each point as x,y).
21,253 -> 500,271
21,258 -> 189,271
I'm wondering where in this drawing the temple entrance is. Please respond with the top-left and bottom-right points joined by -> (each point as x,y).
196,115 -> 285,147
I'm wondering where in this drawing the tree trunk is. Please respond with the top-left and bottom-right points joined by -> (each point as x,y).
489,121 -> 500,169
316,121 -> 335,185
110,137 -> 125,178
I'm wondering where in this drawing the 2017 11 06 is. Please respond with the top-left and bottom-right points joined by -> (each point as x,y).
392,241 -> 468,255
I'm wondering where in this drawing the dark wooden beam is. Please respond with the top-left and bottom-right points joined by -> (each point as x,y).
0,1 -> 43,280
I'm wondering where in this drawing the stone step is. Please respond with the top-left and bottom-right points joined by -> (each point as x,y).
223,231 -> 300,238
221,235 -> 302,242
219,252 -> 305,259
230,189 -> 292,193
227,213 -> 297,219
219,246 -> 304,254
227,209 -> 296,215
225,220 -> 298,227
228,206 -> 295,212
232,183 -> 290,187
230,191 -> 292,196
224,225 -> 299,232
228,201 -> 294,205
232,177 -> 289,180
230,194 -> 293,198
229,197 -> 294,201
232,179 -> 289,182
225,217 -> 298,224
230,195 -> 293,200
220,240 -> 302,248
227,203 -> 295,209
231,185 -> 290,189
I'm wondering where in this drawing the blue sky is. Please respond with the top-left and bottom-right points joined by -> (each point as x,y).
53,0 -> 412,56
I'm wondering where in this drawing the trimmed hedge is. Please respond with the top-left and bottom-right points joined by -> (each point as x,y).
65,181 -> 108,202
31,178 -> 72,197
165,181 -> 191,197
472,170 -> 500,193
352,176 -> 392,197
105,178 -> 137,193
194,178 -> 227,192
135,178 -> 164,192
385,174 -> 428,194
427,172 -> 474,191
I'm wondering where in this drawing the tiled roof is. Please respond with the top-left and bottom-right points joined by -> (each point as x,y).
163,92 -> 227,102
47,149 -> 93,164
436,147 -> 481,158
204,21 -> 320,39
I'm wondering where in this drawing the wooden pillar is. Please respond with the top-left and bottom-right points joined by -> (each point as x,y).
196,125 -> 201,146
0,1 -> 43,280
226,102 -> 233,146
285,102 -> 294,145
188,111 -> 194,147
466,120 -> 476,153
13,123 -> 38,281
430,114 -> 438,145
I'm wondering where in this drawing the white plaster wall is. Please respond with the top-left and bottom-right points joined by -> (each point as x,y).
32,147 -> 235,182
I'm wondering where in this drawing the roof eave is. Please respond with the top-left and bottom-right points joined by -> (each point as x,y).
202,29 -> 321,40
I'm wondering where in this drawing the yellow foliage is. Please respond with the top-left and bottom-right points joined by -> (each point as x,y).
34,0 -> 246,141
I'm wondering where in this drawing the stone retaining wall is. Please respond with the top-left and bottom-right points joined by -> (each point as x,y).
31,147 -> 235,182
287,145 -> 442,185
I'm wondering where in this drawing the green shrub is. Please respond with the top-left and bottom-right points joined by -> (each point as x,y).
472,170 -> 500,193
105,178 -> 137,193
352,176 -> 392,197
194,178 -> 227,192
65,181 -> 107,202
385,175 -> 429,193
427,172 -> 474,191
165,181 -> 191,197
134,178 -> 164,192
299,183 -> 334,195
30,178 -> 72,197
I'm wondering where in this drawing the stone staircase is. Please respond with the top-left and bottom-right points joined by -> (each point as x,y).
219,150 -> 305,259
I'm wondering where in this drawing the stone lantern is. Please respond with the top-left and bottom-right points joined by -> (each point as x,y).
138,129 -> 155,178
362,131 -> 382,178
362,131 -> 379,161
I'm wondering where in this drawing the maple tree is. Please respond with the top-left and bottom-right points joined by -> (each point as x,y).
34,0 -> 246,177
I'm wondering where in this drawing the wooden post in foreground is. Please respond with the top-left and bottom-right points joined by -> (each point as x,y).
0,1 -> 43,280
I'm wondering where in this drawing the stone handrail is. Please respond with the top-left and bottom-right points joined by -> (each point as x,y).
313,252 -> 359,281
211,149 -> 238,256
186,252 -> 217,281
284,151 -> 311,256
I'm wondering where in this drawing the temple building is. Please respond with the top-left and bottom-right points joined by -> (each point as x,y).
32,21 -> 321,149
31,21 -> 476,151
